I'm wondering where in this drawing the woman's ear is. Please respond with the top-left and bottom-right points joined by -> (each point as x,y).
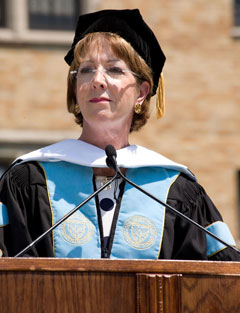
137,81 -> 150,104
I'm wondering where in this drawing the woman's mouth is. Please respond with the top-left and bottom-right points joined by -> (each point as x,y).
89,97 -> 111,103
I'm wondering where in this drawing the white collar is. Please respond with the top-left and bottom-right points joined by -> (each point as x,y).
16,139 -> 195,180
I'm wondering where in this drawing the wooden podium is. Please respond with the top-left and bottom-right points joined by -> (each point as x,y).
0,258 -> 240,313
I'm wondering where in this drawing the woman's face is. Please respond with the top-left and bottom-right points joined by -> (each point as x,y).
75,41 -> 148,131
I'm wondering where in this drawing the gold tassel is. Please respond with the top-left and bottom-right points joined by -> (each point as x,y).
156,73 -> 165,119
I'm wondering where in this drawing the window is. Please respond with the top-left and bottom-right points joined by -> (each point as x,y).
234,0 -> 240,26
233,0 -> 240,37
0,0 -> 89,45
28,0 -> 80,31
0,0 -> 6,28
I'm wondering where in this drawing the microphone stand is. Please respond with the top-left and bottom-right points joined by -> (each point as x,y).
105,149 -> 240,256
14,172 -> 118,257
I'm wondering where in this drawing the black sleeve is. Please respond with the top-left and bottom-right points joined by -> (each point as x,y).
159,173 -> 240,261
0,162 -> 54,257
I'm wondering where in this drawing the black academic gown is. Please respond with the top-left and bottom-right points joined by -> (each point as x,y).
0,161 -> 239,260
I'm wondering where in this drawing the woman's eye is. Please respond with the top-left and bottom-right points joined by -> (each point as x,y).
107,67 -> 125,74
79,67 -> 93,74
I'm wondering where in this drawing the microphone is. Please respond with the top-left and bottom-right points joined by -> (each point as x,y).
105,145 -> 240,255
14,171 -> 118,257
105,145 -> 118,172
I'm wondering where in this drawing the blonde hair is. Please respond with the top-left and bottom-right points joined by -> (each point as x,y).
67,32 -> 154,132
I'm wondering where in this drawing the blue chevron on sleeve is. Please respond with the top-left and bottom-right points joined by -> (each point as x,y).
0,202 -> 9,226
206,221 -> 236,257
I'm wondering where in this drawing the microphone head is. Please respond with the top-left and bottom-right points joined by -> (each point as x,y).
105,145 -> 117,158
105,145 -> 117,171
106,157 -> 115,170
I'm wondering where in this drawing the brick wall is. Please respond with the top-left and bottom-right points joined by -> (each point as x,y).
0,0 -> 240,242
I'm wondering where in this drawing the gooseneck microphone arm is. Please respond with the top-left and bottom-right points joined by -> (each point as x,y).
14,172 -> 118,257
105,145 -> 240,255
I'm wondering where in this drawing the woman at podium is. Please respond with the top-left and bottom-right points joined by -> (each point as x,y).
0,9 -> 239,261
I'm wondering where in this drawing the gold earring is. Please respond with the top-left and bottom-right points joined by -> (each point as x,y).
135,103 -> 142,114
74,104 -> 81,114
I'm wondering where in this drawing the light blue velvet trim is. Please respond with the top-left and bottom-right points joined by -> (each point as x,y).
40,161 -> 179,259
40,161 -> 101,258
206,221 -> 236,257
0,202 -> 9,226
110,167 -> 179,259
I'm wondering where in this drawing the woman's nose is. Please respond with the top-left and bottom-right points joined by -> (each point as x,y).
91,68 -> 107,90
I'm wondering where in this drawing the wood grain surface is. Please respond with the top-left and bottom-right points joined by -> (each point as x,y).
0,259 -> 239,313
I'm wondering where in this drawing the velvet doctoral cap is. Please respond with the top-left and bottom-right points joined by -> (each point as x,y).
64,9 -> 166,96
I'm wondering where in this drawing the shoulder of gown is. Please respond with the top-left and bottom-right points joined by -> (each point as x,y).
165,173 -> 240,261
0,161 -> 53,257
